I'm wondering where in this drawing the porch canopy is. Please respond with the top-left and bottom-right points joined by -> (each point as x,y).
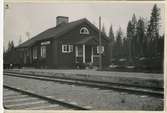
74,35 -> 108,46
74,36 -> 105,64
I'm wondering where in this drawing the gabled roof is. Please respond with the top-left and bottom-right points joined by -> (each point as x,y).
17,18 -> 109,48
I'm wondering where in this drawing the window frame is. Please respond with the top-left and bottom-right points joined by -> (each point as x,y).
33,47 -> 37,59
97,46 -> 104,54
62,44 -> 73,53
77,45 -> 83,57
80,27 -> 90,35
41,45 -> 46,58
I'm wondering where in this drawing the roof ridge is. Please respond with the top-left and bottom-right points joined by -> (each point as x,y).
17,18 -> 87,48
17,17 -> 109,48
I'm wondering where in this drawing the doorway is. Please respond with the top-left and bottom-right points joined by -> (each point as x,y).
85,45 -> 92,63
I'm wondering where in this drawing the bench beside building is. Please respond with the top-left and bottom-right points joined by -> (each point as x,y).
17,16 -> 110,69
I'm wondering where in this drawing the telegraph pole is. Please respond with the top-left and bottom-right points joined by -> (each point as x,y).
99,16 -> 102,70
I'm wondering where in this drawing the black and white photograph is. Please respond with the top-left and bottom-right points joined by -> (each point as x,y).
3,2 -> 165,111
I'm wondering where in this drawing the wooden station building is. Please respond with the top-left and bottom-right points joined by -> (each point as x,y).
17,16 -> 110,69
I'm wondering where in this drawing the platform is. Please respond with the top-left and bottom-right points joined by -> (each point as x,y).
5,69 -> 164,89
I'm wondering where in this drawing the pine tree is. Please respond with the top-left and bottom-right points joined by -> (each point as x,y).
146,4 -> 160,58
122,37 -> 129,59
108,24 -> 115,63
102,24 -> 106,36
7,40 -> 14,53
109,24 -> 115,41
157,34 -> 164,57
131,14 -> 137,35
127,21 -> 133,63
136,17 -> 146,57
131,14 -> 138,59
115,27 -> 123,59
10,41 -> 14,49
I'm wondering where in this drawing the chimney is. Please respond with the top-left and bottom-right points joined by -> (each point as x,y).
56,16 -> 69,26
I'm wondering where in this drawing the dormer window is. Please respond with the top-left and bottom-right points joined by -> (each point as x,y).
80,27 -> 89,34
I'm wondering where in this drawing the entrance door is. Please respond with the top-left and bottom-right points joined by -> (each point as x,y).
85,46 -> 92,63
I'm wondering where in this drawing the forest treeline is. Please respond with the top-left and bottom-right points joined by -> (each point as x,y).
105,4 -> 164,72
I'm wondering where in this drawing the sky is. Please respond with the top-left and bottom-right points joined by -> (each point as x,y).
4,2 -> 165,50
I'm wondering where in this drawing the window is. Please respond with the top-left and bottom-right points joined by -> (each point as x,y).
41,46 -> 46,58
93,47 -> 97,55
33,47 -> 37,59
97,46 -> 104,54
62,44 -> 73,53
80,27 -> 90,34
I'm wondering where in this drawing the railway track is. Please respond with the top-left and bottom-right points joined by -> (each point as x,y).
3,85 -> 89,110
4,71 -> 164,98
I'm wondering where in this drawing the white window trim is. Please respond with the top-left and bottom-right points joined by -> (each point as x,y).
62,44 -> 67,53
80,27 -> 90,34
62,44 -> 73,53
41,46 -> 46,58
97,46 -> 104,54
33,47 -> 37,59
76,46 -> 83,57
70,45 -> 73,52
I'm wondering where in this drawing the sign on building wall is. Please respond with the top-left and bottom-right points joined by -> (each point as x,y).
41,41 -> 50,45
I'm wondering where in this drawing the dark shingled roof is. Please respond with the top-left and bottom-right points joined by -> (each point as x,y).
17,18 -> 109,48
